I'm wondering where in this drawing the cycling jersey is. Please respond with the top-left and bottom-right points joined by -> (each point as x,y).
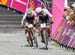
39,14 -> 49,23
26,15 -> 34,24
23,11 -> 36,24
38,9 -> 53,23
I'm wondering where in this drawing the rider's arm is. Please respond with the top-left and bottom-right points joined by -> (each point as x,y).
32,11 -> 38,24
44,9 -> 54,24
21,12 -> 27,27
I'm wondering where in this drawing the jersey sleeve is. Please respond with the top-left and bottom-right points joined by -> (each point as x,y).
44,9 -> 53,17
22,12 -> 27,20
32,11 -> 37,16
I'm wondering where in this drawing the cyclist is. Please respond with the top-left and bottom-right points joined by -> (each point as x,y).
21,8 -> 37,27
21,8 -> 38,47
35,7 -> 54,43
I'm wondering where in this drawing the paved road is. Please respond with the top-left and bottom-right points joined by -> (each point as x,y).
0,28 -> 75,55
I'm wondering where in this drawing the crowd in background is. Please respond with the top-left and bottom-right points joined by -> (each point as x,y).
64,4 -> 75,27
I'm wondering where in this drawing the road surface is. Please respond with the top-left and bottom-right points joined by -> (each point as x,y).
0,28 -> 75,55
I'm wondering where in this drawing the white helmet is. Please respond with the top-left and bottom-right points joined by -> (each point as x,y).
35,7 -> 42,13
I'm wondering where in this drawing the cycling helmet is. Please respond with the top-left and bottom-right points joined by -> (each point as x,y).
35,7 -> 42,13
26,8 -> 32,14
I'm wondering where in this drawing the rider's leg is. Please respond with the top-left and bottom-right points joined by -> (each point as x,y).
47,25 -> 51,37
24,22 -> 29,36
